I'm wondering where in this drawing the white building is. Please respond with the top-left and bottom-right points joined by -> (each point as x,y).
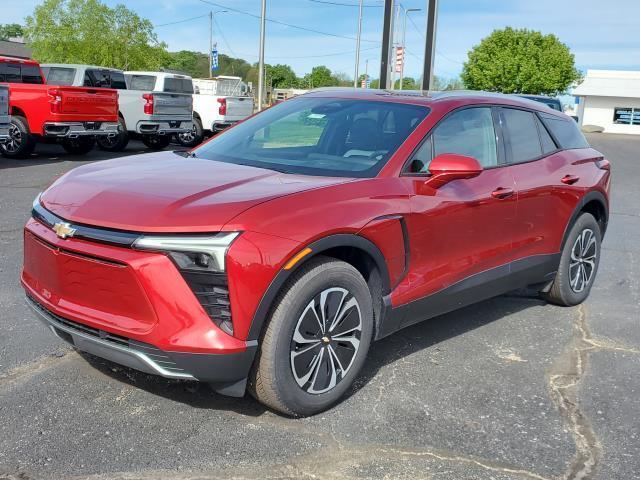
573,70 -> 640,135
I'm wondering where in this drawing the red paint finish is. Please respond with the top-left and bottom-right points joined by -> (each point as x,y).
22,89 -> 611,366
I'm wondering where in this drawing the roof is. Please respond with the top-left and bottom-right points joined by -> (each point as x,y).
573,70 -> 640,99
41,63 -> 123,72
0,40 -> 31,59
0,55 -> 39,66
303,88 -> 564,115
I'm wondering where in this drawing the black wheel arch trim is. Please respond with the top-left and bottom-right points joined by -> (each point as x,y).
561,190 -> 609,249
246,233 -> 392,342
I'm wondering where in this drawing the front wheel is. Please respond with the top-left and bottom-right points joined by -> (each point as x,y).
141,134 -> 171,150
61,137 -> 95,155
543,213 -> 602,306
249,257 -> 373,417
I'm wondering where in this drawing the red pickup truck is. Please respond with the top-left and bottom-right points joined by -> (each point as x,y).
0,57 -> 119,158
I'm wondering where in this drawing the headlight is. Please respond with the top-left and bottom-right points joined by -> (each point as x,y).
133,232 -> 240,273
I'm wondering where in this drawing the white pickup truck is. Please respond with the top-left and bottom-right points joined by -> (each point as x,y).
176,76 -> 254,147
0,85 -> 9,142
41,65 -> 193,151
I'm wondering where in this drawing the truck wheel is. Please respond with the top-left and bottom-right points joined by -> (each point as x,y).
61,137 -> 96,155
0,116 -> 36,158
249,257 -> 374,417
542,213 -> 602,306
96,117 -> 129,152
176,117 -> 204,148
141,135 -> 171,150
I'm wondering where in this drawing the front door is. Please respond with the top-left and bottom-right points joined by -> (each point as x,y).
398,106 -> 518,317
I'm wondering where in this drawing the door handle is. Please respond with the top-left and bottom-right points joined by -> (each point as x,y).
561,175 -> 580,185
491,187 -> 515,199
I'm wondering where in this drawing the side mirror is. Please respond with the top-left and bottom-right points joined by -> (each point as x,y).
423,153 -> 483,189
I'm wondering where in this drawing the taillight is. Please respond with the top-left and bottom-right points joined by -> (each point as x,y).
143,93 -> 154,115
48,88 -> 62,113
217,97 -> 227,116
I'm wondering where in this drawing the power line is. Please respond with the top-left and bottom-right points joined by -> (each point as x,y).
212,15 -> 238,58
197,0 -> 379,43
307,0 -> 383,7
155,14 -> 209,27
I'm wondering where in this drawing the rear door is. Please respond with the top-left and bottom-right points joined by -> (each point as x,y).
56,87 -> 118,118
399,106 -> 517,313
501,107 -> 584,260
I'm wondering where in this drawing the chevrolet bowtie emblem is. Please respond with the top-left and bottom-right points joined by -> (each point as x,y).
52,222 -> 76,239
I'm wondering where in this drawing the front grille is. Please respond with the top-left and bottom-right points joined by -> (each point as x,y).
27,295 -> 186,374
179,270 -> 233,335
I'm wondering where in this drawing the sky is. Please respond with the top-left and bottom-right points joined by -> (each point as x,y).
2,0 -> 640,81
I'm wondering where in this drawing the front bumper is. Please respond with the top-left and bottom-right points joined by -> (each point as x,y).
136,120 -> 193,135
26,294 -> 257,395
43,121 -> 119,138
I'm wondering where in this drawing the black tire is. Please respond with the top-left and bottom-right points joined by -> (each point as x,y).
141,134 -> 171,150
176,117 -> 204,147
543,213 -> 601,306
96,116 -> 129,152
0,116 -> 36,158
61,137 -> 95,155
249,257 -> 374,417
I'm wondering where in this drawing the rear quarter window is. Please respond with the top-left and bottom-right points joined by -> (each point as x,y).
540,113 -> 589,149
0,63 -> 21,83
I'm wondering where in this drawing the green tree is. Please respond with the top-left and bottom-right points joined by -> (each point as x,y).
0,24 -> 24,40
303,66 -> 337,88
394,77 -> 418,90
24,0 -> 169,70
461,27 -> 581,95
432,75 -> 464,91
266,64 -> 299,88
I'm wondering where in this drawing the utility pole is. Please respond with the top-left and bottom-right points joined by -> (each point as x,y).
421,0 -> 438,90
399,8 -> 421,90
257,0 -> 267,111
209,11 -> 213,79
390,3 -> 402,90
353,0 -> 364,88
379,0 -> 394,89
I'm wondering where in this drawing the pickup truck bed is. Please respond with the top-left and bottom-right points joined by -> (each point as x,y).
0,85 -> 9,141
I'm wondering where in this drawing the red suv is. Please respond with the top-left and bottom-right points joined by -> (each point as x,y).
22,90 -> 610,416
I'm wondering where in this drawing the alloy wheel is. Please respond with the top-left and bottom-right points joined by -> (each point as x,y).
178,124 -> 196,143
290,287 -> 362,394
569,228 -> 597,293
4,124 -> 22,153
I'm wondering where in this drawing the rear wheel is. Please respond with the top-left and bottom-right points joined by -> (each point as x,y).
61,137 -> 95,155
96,117 -> 129,152
543,213 -> 601,306
249,257 -> 373,417
0,116 -> 36,158
176,117 -> 204,147
141,134 -> 171,150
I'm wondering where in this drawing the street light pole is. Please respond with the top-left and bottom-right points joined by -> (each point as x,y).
209,11 -> 213,79
399,8 -> 421,90
257,0 -> 267,111
353,0 -> 364,88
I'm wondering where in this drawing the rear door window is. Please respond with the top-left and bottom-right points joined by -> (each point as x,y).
432,107 -> 498,168
127,75 -> 157,91
45,67 -> 76,85
539,113 -> 589,149
109,71 -> 127,89
21,65 -> 44,84
163,77 -> 194,94
502,108 -> 542,163
84,69 -> 112,88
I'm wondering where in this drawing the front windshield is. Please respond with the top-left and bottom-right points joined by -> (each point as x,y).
193,97 -> 429,177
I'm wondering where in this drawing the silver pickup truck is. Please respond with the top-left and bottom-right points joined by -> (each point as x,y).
0,85 -> 9,142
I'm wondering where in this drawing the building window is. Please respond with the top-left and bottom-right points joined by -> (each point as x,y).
613,107 -> 640,125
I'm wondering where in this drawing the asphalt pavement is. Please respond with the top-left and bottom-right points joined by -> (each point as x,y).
0,135 -> 638,480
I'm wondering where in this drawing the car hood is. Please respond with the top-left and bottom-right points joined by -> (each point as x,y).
40,151 -> 351,233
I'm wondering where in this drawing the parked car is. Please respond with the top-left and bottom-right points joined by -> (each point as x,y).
516,94 -> 563,112
177,77 -> 254,147
42,65 -> 193,151
0,84 -> 9,142
0,57 -> 119,158
22,89 -> 610,416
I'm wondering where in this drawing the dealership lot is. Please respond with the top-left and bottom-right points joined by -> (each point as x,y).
0,135 -> 638,479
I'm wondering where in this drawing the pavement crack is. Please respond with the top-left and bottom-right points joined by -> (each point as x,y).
549,305 -> 601,480
0,350 -> 74,390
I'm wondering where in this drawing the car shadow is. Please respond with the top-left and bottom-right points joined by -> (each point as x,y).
77,289 -> 546,417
